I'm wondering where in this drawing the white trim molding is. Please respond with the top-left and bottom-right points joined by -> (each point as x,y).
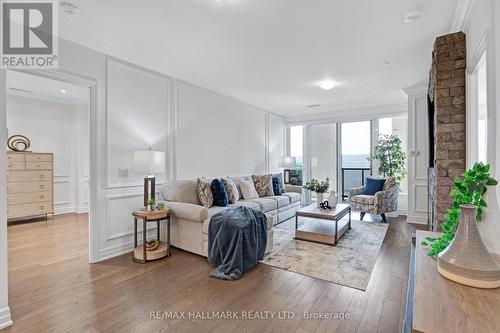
451,0 -> 477,33
0,306 -> 13,330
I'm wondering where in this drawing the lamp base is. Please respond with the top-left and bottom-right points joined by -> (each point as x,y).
143,176 -> 156,206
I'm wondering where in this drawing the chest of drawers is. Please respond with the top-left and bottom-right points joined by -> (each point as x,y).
6,152 -> 54,220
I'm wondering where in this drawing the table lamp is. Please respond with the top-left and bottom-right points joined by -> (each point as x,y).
279,156 -> 296,184
133,148 -> 165,207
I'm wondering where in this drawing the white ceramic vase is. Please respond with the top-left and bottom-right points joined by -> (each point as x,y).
438,204 -> 500,288
316,192 -> 324,207
328,190 -> 338,208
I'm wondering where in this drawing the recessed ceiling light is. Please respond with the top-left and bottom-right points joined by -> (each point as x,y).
318,80 -> 338,90
381,61 -> 391,66
61,89 -> 67,93
306,104 -> 321,108
404,10 -> 421,23
61,2 -> 79,15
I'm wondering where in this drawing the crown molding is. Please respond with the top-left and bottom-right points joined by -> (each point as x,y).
450,0 -> 477,33
6,92 -> 86,109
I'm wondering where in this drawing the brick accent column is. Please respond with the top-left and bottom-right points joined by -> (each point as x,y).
428,32 -> 466,230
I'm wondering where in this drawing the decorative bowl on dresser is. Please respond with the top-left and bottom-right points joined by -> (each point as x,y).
6,152 -> 54,221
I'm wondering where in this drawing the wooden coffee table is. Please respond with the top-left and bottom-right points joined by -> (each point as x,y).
294,203 -> 351,246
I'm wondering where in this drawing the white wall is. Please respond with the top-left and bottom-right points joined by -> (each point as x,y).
0,70 -> 13,329
6,96 -> 89,215
463,0 -> 500,254
176,82 -> 268,179
50,39 -> 285,263
268,113 -> 285,174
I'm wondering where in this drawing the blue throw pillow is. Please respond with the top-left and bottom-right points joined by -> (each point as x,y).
211,179 -> 229,206
364,178 -> 386,195
272,177 -> 282,195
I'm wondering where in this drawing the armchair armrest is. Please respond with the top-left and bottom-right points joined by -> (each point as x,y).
347,186 -> 365,199
374,183 -> 400,213
285,184 -> 302,193
159,201 -> 209,223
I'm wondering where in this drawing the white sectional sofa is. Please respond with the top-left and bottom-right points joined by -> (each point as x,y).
159,176 -> 302,257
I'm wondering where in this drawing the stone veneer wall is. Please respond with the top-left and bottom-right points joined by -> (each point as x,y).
428,32 -> 466,231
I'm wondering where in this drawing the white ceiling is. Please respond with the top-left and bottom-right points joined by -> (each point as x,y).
6,71 -> 89,106
60,0 -> 458,116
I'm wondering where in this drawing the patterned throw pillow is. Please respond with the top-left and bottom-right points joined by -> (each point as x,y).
272,177 -> 282,195
252,174 -> 274,197
211,179 -> 228,207
222,177 -> 239,204
239,179 -> 259,200
197,177 -> 213,208
272,173 -> 287,193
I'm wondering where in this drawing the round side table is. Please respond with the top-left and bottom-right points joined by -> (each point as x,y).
132,208 -> 170,263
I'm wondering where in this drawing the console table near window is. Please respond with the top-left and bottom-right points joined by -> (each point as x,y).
404,231 -> 500,333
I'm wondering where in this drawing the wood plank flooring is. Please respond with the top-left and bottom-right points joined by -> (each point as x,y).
5,212 -> 424,333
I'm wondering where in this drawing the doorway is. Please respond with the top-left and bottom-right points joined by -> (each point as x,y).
5,69 -> 95,262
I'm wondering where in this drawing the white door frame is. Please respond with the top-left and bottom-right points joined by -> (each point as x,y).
7,69 -> 99,263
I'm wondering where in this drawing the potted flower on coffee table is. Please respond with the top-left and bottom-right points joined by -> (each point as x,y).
303,178 -> 330,207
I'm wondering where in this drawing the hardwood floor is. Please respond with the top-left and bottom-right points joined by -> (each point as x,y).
5,212 -> 424,333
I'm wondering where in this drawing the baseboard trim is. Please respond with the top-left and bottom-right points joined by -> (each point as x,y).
0,306 -> 13,329
406,215 -> 428,225
97,243 -> 134,262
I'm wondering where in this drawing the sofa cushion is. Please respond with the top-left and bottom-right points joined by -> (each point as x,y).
164,179 -> 200,205
232,201 -> 260,210
267,195 -> 290,208
211,179 -> 229,207
222,177 -> 239,204
197,177 -> 213,207
252,174 -> 274,197
272,177 -> 282,195
240,178 -> 259,200
364,178 -> 386,195
283,192 -> 301,204
350,195 -> 375,205
242,198 -> 277,212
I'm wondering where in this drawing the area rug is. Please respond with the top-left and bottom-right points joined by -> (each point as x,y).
261,218 -> 389,291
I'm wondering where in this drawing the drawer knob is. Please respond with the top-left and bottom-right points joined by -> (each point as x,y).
40,205 -> 45,209
40,185 -> 45,189
40,175 -> 45,179
40,195 -> 45,199
7,164 -> 11,168
38,164 -> 41,167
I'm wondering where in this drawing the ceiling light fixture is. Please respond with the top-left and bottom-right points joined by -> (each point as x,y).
306,104 -> 321,108
61,89 -> 67,93
381,61 -> 391,66
318,80 -> 338,90
61,2 -> 79,15
404,10 -> 421,23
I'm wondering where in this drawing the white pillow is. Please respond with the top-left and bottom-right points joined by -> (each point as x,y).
239,179 -> 259,200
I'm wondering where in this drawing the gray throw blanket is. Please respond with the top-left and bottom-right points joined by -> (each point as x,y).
208,206 -> 268,280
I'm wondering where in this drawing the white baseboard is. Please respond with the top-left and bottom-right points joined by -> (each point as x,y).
0,306 -> 13,329
406,215 -> 428,225
55,206 -> 76,215
75,206 -> 89,214
98,242 -> 134,262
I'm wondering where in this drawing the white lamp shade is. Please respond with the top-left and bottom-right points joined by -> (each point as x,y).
133,150 -> 165,174
279,156 -> 296,168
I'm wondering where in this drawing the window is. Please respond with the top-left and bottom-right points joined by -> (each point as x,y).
477,54 -> 487,163
290,125 -> 303,167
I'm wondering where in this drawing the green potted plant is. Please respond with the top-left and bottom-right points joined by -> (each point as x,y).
422,162 -> 498,256
369,134 -> 407,182
303,178 -> 330,207
146,198 -> 156,211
